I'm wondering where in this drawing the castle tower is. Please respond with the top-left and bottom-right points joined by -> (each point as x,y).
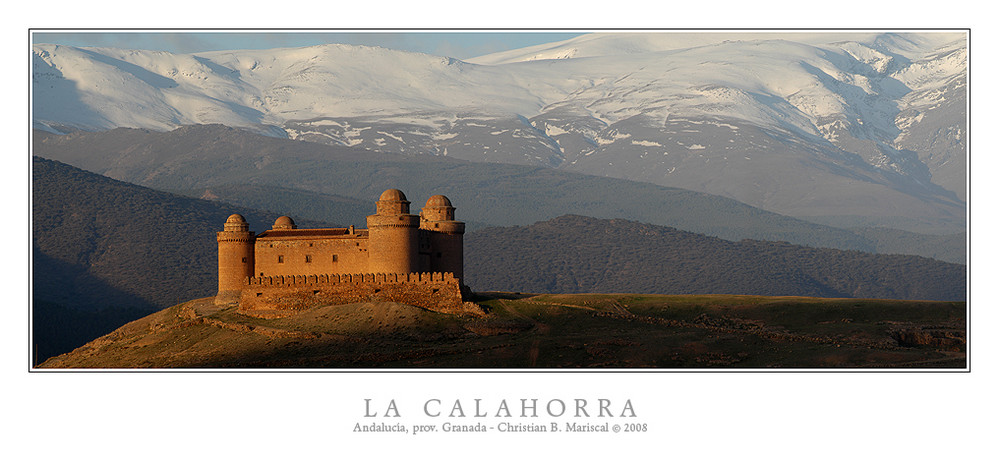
420,195 -> 465,284
366,189 -> 420,274
216,214 -> 256,305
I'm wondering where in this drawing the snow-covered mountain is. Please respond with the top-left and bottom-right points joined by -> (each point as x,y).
31,32 -> 967,233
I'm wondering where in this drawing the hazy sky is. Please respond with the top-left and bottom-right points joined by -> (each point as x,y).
30,31 -> 587,60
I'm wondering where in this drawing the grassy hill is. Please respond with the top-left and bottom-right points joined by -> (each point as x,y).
37,294 -> 965,369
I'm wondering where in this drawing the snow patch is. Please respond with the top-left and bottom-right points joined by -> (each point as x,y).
596,131 -> 631,145
544,124 -> 569,136
432,132 -> 459,141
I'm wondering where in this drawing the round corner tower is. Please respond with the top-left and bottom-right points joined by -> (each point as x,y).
366,189 -> 420,274
216,214 -> 256,305
419,195 -> 465,284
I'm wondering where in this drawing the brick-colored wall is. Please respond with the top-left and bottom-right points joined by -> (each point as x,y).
367,214 -> 420,275
238,272 -> 468,315
421,230 -> 464,284
254,236 -> 370,277
216,231 -> 255,304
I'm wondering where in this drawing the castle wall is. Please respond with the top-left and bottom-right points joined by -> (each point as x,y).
254,234 -> 370,277
238,272 -> 469,315
367,214 -> 420,274
419,197 -> 465,284
419,226 -> 464,284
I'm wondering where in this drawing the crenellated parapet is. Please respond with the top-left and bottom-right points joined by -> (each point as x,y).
247,271 -> 458,285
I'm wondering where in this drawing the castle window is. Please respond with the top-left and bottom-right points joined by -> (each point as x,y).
332,254 -> 338,262
278,255 -> 284,263
241,257 -> 247,263
305,254 -> 312,263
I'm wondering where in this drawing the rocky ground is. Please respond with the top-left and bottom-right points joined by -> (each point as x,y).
37,293 -> 966,369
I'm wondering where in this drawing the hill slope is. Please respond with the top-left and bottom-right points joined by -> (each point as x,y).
37,294 -> 966,369
466,215 -> 966,301
31,156 -> 312,361
32,156 -> 294,309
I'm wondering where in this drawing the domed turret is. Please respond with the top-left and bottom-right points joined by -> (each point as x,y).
376,189 -> 410,215
272,216 -> 297,230
380,188 -> 407,202
421,195 -> 455,222
223,214 -> 249,232
425,194 -> 452,207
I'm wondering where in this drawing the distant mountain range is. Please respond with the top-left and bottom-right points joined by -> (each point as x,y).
32,125 -> 966,264
32,32 -> 967,233
466,215 -> 965,301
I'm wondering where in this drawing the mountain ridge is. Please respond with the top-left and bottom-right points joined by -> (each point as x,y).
32,124 -> 965,262
32,32 -> 967,232
31,125 -> 916,254
465,214 -> 965,301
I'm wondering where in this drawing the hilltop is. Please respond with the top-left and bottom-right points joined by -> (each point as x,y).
37,293 -> 965,369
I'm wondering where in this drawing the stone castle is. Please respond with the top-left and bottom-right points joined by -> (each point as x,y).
216,189 -> 476,317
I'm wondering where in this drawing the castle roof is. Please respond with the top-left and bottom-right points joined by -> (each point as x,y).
257,228 -> 368,239
223,214 -> 250,232
272,216 -> 297,230
425,195 -> 453,208
379,188 -> 408,202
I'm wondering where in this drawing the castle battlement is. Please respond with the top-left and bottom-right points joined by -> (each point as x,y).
216,189 -> 470,316
245,271 -> 458,287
